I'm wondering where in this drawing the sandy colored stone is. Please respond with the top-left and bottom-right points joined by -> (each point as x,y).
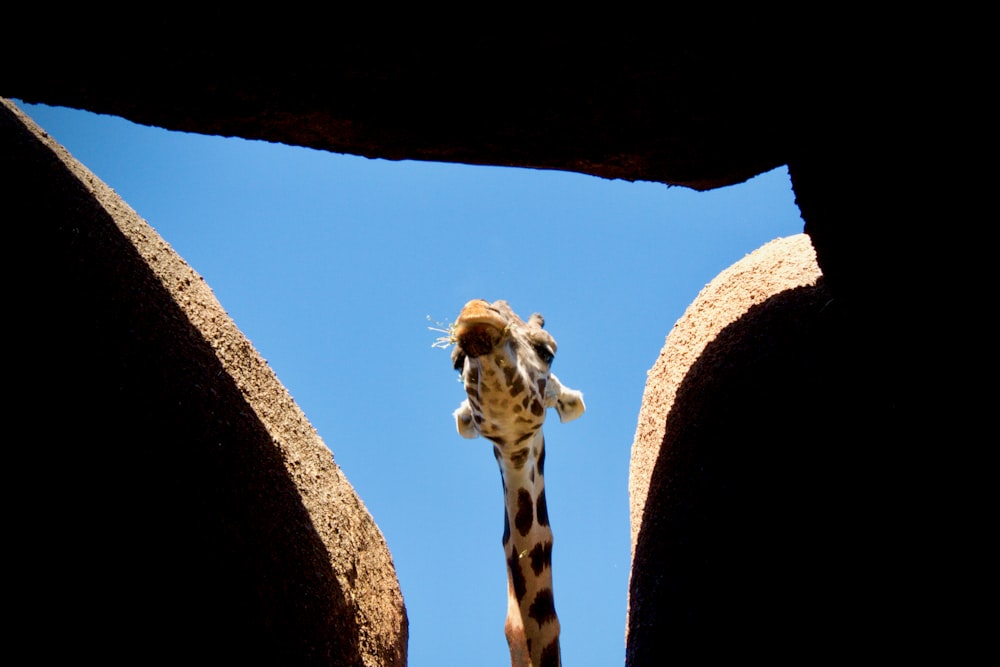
629,234 -> 821,554
626,234 -> 840,662
2,98 -> 406,666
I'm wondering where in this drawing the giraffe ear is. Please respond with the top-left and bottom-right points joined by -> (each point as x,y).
546,373 -> 586,423
454,400 -> 479,438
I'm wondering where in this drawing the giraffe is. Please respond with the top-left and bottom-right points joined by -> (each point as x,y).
445,299 -> 585,667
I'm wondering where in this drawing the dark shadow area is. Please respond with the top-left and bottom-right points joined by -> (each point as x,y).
0,31 -> 797,190
627,279 -> 932,662
2,103 -> 364,666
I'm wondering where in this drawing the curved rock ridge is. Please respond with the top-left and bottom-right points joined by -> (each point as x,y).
2,98 -> 406,667
628,234 -> 836,662
629,234 -> 822,549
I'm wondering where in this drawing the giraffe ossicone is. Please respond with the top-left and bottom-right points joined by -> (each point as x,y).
444,298 -> 585,667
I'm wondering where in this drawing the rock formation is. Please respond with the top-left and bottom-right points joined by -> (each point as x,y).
1,31 -> 968,663
1,99 -> 406,667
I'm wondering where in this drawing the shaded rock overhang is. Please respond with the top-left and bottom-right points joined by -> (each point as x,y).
4,31 -> 820,191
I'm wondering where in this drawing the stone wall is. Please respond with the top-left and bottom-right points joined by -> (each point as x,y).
1,98 -> 406,667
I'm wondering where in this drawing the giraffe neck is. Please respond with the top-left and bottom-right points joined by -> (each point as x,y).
495,428 -> 561,667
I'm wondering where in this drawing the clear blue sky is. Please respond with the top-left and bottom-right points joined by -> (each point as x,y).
18,100 -> 804,666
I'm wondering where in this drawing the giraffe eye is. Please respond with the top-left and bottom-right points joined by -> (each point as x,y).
533,343 -> 555,365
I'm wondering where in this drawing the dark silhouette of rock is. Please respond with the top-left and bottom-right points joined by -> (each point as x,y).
1,31 -> 969,663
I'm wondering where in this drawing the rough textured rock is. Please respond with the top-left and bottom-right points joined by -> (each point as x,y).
1,30 -> 794,192
2,99 -> 406,667
629,235 -> 824,555
628,235 -> 830,660
625,230 -> 960,661
1,30 -> 971,664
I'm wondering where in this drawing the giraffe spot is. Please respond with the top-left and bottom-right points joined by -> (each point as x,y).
509,374 -> 525,398
512,403 -> 523,413
503,364 -> 516,386
537,378 -> 547,396
529,588 -> 558,627
502,505 -> 511,545
538,438 -> 546,475
540,639 -> 560,667
514,431 -> 534,445
536,489 -> 550,527
530,398 -> 544,416
509,447 -> 529,470
522,395 -> 530,409
507,545 -> 527,602
528,541 -> 552,577
515,488 -> 534,537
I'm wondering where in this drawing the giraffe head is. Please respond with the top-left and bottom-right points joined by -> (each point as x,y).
450,299 -> 585,444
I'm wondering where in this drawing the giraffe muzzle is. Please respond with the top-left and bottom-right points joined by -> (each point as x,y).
455,322 -> 504,358
455,299 -> 508,358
